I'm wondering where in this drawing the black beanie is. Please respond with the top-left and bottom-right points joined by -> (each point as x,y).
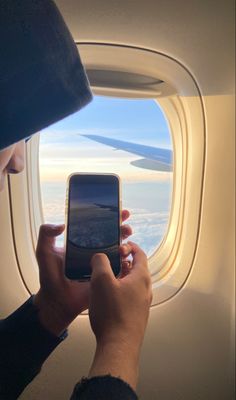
0,0 -> 93,150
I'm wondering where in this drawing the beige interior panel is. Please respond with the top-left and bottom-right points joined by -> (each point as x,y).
0,0 -> 234,399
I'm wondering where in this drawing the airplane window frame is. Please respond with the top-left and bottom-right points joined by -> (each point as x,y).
39,95 -> 174,260
8,44 -> 206,305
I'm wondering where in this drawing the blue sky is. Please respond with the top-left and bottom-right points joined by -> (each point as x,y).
39,95 -> 173,183
40,95 -> 172,149
39,95 -> 173,256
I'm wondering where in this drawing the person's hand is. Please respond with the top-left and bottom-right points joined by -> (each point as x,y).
34,210 -> 132,336
88,242 -> 152,389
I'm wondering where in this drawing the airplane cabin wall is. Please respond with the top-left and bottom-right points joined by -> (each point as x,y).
0,0 -> 234,399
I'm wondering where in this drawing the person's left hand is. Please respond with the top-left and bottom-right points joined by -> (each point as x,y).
34,210 -> 132,336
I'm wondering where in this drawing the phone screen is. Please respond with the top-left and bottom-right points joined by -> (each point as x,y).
65,174 -> 121,280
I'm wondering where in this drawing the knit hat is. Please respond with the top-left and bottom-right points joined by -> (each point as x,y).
0,0 -> 92,150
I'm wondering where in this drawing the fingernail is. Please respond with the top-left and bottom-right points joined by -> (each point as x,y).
54,224 -> 64,229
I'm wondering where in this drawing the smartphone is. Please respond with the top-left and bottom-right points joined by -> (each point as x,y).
64,173 -> 121,280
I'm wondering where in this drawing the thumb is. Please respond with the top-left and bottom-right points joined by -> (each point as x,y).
90,253 -> 115,283
37,224 -> 65,251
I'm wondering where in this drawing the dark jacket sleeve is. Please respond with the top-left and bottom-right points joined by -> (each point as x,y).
70,376 -> 138,400
0,297 -> 138,400
0,296 -> 67,400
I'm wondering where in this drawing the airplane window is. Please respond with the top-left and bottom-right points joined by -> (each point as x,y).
39,95 -> 173,257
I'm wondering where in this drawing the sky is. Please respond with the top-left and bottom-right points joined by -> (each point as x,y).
40,96 -> 172,181
40,96 -> 172,147
39,95 -> 173,256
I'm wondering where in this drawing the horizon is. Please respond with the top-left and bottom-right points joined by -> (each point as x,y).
39,95 -> 173,257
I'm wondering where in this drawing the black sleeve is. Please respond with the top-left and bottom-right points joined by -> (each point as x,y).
70,376 -> 138,400
0,296 -> 67,400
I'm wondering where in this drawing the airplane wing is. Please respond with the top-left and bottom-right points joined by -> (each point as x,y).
81,134 -> 173,172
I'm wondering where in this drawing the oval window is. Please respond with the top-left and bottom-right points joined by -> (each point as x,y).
39,95 -> 173,257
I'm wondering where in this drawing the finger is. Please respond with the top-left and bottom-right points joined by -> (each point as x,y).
55,247 -> 65,258
90,253 -> 115,283
127,241 -> 148,270
73,281 -> 90,312
121,224 -> 132,240
121,209 -> 130,222
119,260 -> 132,278
124,242 -> 151,288
119,243 -> 132,258
37,224 -> 65,252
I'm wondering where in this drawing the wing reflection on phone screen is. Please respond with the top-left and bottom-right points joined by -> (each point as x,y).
65,174 -> 121,280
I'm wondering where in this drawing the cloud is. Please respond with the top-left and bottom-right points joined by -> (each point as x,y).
40,145 -> 173,183
39,130 -> 173,185
41,188 -> 170,257
40,128 -> 129,144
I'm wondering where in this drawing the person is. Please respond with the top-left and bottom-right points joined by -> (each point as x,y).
0,1 -> 152,399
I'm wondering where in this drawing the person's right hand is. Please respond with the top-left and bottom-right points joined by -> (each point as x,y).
34,210 -> 132,337
88,242 -> 152,389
